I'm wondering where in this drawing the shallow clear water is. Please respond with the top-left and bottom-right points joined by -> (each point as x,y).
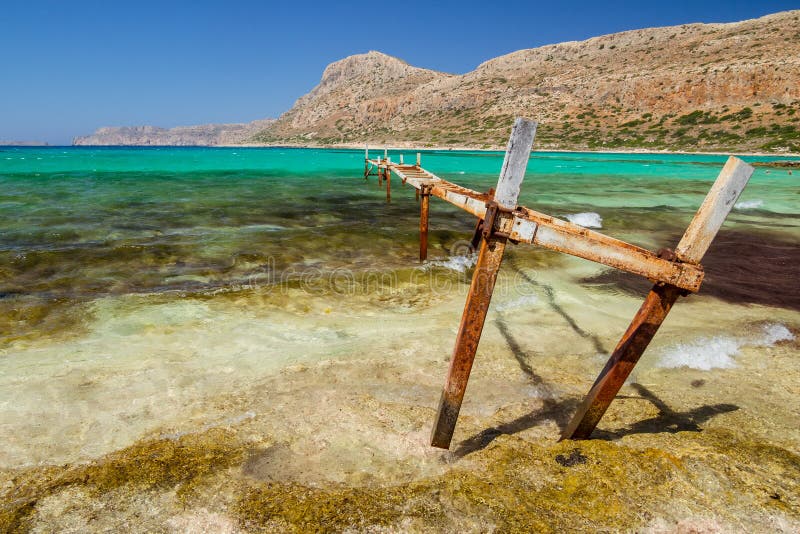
2,147 -> 797,307
1,146 -> 798,473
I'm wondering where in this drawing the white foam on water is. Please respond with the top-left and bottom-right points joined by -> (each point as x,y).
755,323 -> 795,346
425,253 -> 478,273
659,336 -> 741,370
564,212 -> 603,228
495,294 -> 539,312
658,323 -> 794,370
734,199 -> 764,210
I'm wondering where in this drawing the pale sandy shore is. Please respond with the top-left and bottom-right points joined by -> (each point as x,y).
2,252 -> 798,532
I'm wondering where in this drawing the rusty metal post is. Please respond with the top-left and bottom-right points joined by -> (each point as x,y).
430,118 -> 538,449
562,156 -> 754,440
386,165 -> 391,203
419,185 -> 430,262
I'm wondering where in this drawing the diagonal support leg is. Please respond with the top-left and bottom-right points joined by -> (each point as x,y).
562,156 -> 754,440
561,283 -> 682,439
430,235 -> 510,448
431,117 -> 538,449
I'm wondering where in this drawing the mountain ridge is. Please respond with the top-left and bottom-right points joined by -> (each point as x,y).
76,10 -> 800,153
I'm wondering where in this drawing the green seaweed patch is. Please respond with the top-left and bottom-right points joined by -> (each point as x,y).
3,426 -> 800,531
0,428 -> 244,532
235,437 -> 686,532
80,428 -> 244,496
0,295 -> 90,348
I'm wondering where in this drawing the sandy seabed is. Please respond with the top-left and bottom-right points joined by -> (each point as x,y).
1,248 -> 799,533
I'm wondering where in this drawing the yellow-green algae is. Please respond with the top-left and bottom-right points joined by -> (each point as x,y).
2,425 -> 799,532
0,428 -> 245,532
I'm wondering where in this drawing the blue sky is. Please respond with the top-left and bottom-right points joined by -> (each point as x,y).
2,0 -> 798,144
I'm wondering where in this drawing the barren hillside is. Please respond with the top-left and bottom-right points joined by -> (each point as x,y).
254,11 -> 800,153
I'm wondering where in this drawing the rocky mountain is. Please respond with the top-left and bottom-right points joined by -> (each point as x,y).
73,119 -> 274,146
254,10 -> 800,153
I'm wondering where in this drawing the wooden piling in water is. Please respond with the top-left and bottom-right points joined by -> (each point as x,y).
430,118 -> 537,449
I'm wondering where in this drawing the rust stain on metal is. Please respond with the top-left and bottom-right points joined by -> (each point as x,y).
561,283 -> 683,440
431,235 -> 509,449
419,184 -> 431,263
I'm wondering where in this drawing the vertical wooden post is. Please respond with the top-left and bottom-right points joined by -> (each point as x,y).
430,118 -> 538,449
400,154 -> 404,165
417,152 -> 421,167
364,145 -> 370,179
384,147 -> 388,161
561,157 -> 754,440
419,185 -> 430,262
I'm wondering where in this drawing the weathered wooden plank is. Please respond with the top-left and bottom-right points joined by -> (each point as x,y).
430,117 -> 537,449
675,156 -> 753,263
495,118 -> 537,208
561,157 -> 754,440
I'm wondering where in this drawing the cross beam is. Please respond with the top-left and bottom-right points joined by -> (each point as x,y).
368,157 -> 704,292
363,118 -> 754,448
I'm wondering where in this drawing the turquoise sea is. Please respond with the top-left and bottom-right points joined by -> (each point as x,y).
2,147 -> 798,316
1,147 -> 800,530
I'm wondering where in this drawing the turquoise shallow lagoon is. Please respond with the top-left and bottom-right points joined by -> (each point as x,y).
2,146 -> 798,309
1,147 -> 799,531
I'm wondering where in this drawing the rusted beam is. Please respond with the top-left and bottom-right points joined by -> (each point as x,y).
512,207 -> 705,292
382,162 -> 704,292
420,185 -> 430,262
561,156 -> 754,440
431,117 -> 537,449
